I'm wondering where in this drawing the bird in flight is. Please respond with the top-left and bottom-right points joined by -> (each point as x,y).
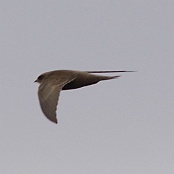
35,70 -> 133,124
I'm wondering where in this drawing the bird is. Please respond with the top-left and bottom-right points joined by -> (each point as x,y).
35,70 -> 133,123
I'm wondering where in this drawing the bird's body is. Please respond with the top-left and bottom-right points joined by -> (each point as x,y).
35,70 -> 132,123
62,70 -> 118,90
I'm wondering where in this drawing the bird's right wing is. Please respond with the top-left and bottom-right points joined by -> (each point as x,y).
38,77 -> 75,123
87,70 -> 135,73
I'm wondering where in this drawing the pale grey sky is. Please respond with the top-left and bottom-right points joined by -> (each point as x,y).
0,1 -> 174,174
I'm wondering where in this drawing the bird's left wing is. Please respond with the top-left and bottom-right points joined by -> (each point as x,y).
38,77 -> 75,123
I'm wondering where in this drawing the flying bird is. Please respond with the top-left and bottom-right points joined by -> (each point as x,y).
35,70 -> 133,123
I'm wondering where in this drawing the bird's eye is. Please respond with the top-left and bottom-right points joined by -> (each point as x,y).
38,75 -> 44,81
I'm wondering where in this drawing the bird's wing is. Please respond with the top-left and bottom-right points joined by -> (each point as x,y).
87,70 -> 135,73
38,77 -> 75,123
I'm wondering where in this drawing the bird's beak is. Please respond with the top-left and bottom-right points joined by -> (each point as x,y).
34,79 -> 38,83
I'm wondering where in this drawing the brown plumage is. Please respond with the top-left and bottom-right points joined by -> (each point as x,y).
34,70 -> 131,123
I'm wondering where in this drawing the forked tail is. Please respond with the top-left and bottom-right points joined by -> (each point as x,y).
101,75 -> 121,81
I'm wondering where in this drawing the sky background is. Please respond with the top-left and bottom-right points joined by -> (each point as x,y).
0,1 -> 174,174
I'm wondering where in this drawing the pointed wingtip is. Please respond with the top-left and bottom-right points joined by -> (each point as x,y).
49,118 -> 58,124
54,119 -> 58,124
125,71 -> 137,72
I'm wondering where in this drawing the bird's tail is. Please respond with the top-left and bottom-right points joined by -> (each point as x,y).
102,75 -> 120,80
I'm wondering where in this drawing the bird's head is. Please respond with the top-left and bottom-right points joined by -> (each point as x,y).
34,74 -> 44,83
34,73 -> 48,83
